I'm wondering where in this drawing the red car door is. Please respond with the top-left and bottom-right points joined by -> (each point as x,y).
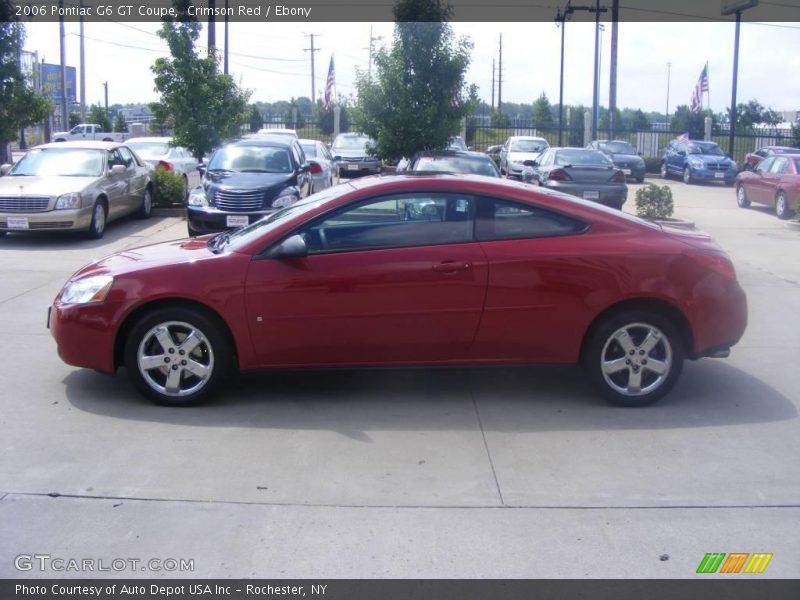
244,192 -> 488,366
747,157 -> 775,204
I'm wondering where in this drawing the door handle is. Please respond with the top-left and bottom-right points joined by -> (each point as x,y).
432,261 -> 471,273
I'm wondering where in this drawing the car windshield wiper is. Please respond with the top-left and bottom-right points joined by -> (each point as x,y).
208,168 -> 234,173
239,169 -> 275,173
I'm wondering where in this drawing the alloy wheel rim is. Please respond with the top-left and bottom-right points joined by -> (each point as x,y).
660,163 -> 667,178
737,186 -> 746,205
137,321 -> 215,398
94,205 -> 105,234
600,322 -> 673,397
777,194 -> 786,215
683,169 -> 690,183
144,190 -> 152,213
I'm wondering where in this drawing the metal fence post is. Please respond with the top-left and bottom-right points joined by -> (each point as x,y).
704,117 -> 712,141
584,111 -> 592,147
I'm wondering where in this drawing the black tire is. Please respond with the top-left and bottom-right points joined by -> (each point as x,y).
660,162 -> 669,179
86,200 -> 107,239
635,177 -> 644,183
123,306 -> 232,406
187,223 -> 198,237
135,186 -> 153,219
583,309 -> 684,407
775,191 -> 792,220
736,184 -> 750,208
682,166 -> 693,185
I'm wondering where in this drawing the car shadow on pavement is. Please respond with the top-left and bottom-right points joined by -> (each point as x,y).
63,358 -> 797,434
0,215 -> 168,251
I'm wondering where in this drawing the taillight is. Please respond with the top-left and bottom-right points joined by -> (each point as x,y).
547,168 -> 571,181
685,251 -> 737,279
157,160 -> 174,171
609,170 -> 626,183
309,161 -> 323,174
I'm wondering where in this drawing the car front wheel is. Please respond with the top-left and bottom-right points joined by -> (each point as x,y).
584,310 -> 684,407
86,201 -> 107,239
683,167 -> 693,184
736,184 -> 750,208
123,307 -> 232,406
660,162 -> 668,179
136,186 -> 152,219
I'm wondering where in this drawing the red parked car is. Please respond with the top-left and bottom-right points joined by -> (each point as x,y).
735,153 -> 800,219
744,146 -> 799,171
49,175 -> 747,408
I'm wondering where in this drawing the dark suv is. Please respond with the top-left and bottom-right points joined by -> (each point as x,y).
187,136 -> 310,236
661,139 -> 738,185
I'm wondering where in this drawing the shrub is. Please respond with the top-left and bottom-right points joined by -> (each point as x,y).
643,157 -> 662,173
635,183 -> 674,219
152,168 -> 186,208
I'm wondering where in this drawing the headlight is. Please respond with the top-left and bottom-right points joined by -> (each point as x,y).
689,159 -> 704,169
187,187 -> 209,206
272,193 -> 297,209
730,161 -> 738,170
60,275 -> 114,304
55,192 -> 82,209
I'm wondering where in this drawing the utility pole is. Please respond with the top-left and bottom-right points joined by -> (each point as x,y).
103,81 -> 109,125
58,0 -> 68,131
491,59 -> 495,112
497,34 -> 503,112
665,62 -> 671,130
609,0 -> 619,138
79,2 -> 86,121
224,0 -> 229,74
208,0 -> 216,53
590,0 -> 608,142
366,26 -> 382,80
305,33 -> 321,101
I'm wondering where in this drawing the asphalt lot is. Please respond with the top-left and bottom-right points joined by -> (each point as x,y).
1,177 -> 799,578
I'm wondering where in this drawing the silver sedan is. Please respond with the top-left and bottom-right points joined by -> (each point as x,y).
125,137 -> 202,192
299,138 -> 339,193
0,141 -> 153,239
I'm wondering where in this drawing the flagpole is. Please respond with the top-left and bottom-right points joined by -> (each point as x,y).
705,61 -> 710,114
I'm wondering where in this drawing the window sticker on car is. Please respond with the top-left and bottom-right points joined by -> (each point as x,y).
456,199 -> 467,212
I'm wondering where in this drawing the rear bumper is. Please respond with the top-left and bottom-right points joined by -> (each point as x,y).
542,182 -> 627,208
689,278 -> 748,359
336,159 -> 381,175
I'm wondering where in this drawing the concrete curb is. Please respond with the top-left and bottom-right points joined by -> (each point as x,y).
152,207 -> 186,218
784,220 -> 800,232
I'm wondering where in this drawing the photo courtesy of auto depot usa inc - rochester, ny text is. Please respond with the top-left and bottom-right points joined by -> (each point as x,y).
25,2 -> 314,20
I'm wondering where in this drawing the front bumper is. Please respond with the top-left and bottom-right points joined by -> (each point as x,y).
0,207 -> 93,232
542,182 -> 627,208
187,206 -> 277,234
688,167 -> 737,184
49,300 -> 119,373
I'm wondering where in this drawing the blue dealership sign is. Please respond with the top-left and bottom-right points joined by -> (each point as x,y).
41,63 -> 77,103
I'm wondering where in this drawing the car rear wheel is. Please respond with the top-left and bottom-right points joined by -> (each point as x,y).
584,310 -> 684,407
635,177 -> 644,183
660,162 -> 668,179
736,184 -> 750,208
682,167 -> 693,184
135,186 -> 152,219
775,191 -> 792,220
124,307 -> 232,406
86,201 -> 107,239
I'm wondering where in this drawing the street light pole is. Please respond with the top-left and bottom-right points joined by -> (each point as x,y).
728,11 -> 741,156
665,61 -> 671,130
556,6 -> 568,147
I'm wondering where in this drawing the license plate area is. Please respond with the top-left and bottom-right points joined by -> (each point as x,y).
714,172 -> 724,179
622,169 -> 632,175
348,163 -> 359,170
226,215 -> 249,227
7,216 -> 29,229
583,191 -> 600,200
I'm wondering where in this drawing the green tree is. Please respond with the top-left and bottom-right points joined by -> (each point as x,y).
627,109 -> 650,131
87,104 -> 112,132
148,101 -> 174,135
353,0 -> 478,161
792,122 -> 800,148
68,111 -> 81,128
567,104 -> 586,147
490,109 -> 509,128
113,111 -> 128,133
730,99 -> 783,131
316,100 -> 351,136
531,93 -> 554,128
671,105 -> 715,139
247,104 -> 263,132
151,0 -> 250,158
283,98 -> 305,129
0,3 -> 52,164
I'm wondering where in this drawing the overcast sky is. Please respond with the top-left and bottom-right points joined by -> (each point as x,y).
22,20 -> 800,120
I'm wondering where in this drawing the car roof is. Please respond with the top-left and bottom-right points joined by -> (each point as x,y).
35,141 -> 127,150
508,136 -> 548,141
229,135 -> 294,148
413,150 -> 490,159
126,137 -> 173,143
298,139 -> 323,145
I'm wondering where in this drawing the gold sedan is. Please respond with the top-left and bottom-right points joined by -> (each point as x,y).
0,141 -> 153,239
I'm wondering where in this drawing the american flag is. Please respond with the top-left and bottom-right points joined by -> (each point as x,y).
676,132 -> 690,143
690,64 -> 709,113
322,55 -> 335,111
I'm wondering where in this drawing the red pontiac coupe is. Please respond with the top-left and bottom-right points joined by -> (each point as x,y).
49,175 -> 747,408
735,153 -> 800,219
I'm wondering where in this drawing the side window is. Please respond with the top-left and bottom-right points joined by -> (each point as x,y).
476,198 -> 588,241
755,149 -> 767,158
538,149 -> 551,165
108,150 -> 125,169
117,147 -> 135,168
757,157 -> 776,173
291,143 -> 304,168
321,143 -> 333,161
299,194 -> 475,254
771,157 -> 789,174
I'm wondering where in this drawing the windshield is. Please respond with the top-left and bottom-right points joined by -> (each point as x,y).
207,145 -> 293,174
412,156 -> 499,177
333,136 -> 370,151
126,141 -> 170,157
510,139 -> 548,153
687,142 -> 725,156
300,144 -> 318,158
601,141 -> 636,154
10,148 -> 105,177
224,184 -> 356,252
555,150 -> 612,166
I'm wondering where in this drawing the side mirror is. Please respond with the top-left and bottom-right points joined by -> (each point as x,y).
333,155 -> 341,161
0,163 -> 12,176
266,234 -> 308,259
299,163 -> 311,173
197,164 -> 206,176
110,165 -> 126,175
521,167 -> 536,183
467,146 -> 473,151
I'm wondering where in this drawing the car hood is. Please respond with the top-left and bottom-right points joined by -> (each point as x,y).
0,175 -> 99,196
508,151 -> 544,163
72,237 -> 216,279
688,154 -> 734,166
205,171 -> 294,189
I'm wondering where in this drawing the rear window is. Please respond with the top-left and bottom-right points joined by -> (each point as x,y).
555,150 -> 612,166
412,156 -> 499,177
